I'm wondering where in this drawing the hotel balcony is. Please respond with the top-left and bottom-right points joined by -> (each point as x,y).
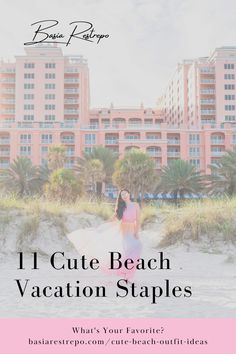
200,68 -> 215,73
81,123 -> 162,131
64,109 -> 79,115
167,151 -> 180,157
65,150 -> 75,156
0,78 -> 15,83
65,68 -> 79,73
200,79 -> 215,84
200,99 -> 215,105
146,138 -> 163,143
60,122 -> 77,128
201,110 -> 215,115
39,122 -> 55,128
105,139 -> 118,145
147,151 -> 162,157
1,88 -> 15,94
211,150 -> 225,157
64,89 -> 79,94
61,138 -> 75,144
1,99 -> 15,104
0,150 -> 10,156
200,89 -> 215,95
0,138 -> 10,144
167,139 -> 180,144
1,109 -> 15,114
0,68 -> 15,73
211,139 -> 225,145
64,99 -> 79,104
201,120 -> 216,125
0,161 -> 10,168
64,78 -> 79,83
119,138 -> 167,144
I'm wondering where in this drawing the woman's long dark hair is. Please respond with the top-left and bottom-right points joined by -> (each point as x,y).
115,189 -> 131,220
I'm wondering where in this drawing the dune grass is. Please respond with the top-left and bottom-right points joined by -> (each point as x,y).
159,198 -> 236,246
0,196 -> 162,225
1,196 -> 236,246
0,195 -> 114,219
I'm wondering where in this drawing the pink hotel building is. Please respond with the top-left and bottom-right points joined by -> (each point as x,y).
1,45 -> 236,190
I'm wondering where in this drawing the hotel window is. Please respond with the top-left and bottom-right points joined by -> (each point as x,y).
20,134 -> 31,144
84,147 -> 93,153
224,74 -> 235,80
225,105 -> 235,111
45,115 -> 56,121
45,73 -> 56,79
189,159 -> 200,168
20,146 -> 31,156
64,159 -> 74,169
41,158 -> 48,166
41,146 -> 48,155
23,115 -> 34,121
211,146 -> 224,154
24,104 -> 34,110
41,134 -> 53,144
45,83 -> 56,89
45,63 -> 56,69
66,147 -> 75,156
24,83 -> 34,89
24,73 -> 34,79
224,64 -> 235,69
45,104 -> 55,110
45,94 -> 55,100
24,94 -> 34,99
189,134 -> 200,144
224,84 -> 235,90
225,95 -> 235,100
225,115 -> 236,121
189,147 -> 200,157
61,135 -> 74,143
24,63 -> 35,69
85,134 -> 96,145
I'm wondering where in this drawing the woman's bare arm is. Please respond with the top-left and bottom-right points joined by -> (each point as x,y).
134,202 -> 141,238
108,212 -> 118,222
108,201 -> 118,222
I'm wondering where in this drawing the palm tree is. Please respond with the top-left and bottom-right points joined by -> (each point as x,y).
112,148 -> 158,202
207,150 -> 236,196
74,158 -> 106,198
157,159 -> 204,203
75,146 -> 118,197
0,156 -> 40,197
37,164 -> 52,187
47,145 -> 66,171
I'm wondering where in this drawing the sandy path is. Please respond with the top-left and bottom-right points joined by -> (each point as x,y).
0,228 -> 236,318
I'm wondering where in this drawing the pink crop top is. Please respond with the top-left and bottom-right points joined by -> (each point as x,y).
122,202 -> 137,222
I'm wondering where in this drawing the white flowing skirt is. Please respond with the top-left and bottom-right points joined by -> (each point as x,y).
67,221 -> 123,266
67,221 -> 142,279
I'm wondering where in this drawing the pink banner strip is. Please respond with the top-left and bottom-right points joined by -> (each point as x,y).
0,318 -> 235,354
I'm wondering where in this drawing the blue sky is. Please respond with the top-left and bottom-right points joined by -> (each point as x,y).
0,0 -> 235,107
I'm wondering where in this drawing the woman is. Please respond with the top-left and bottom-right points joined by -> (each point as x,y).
67,189 -> 142,279
112,189 -> 142,280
